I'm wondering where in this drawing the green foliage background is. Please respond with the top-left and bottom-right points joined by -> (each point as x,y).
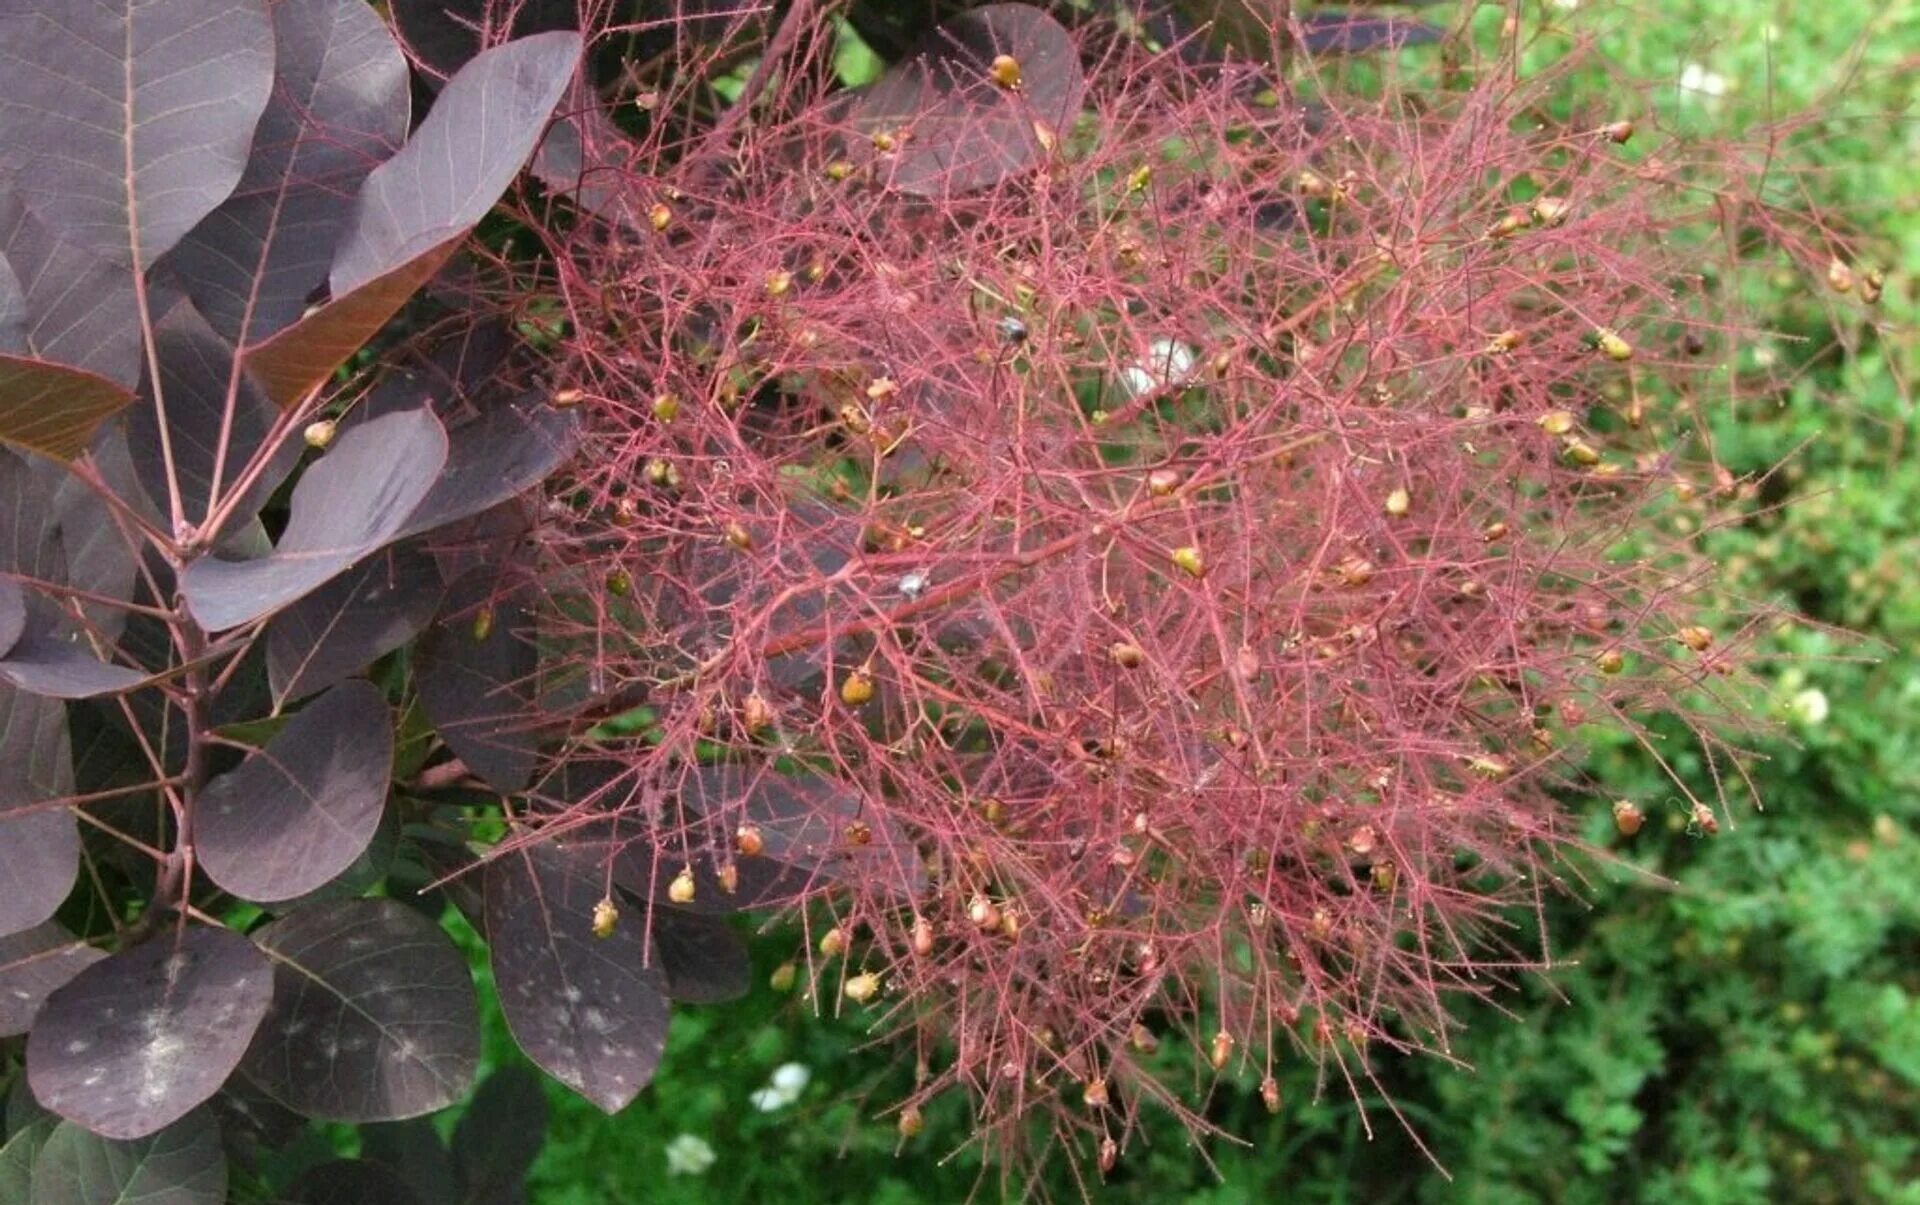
501,4 -> 1920,1201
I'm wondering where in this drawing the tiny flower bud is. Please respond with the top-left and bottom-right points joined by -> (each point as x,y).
866,376 -> 898,402
742,692 -> 775,733
1692,802 -> 1720,835
716,862 -> 739,894
1603,119 -> 1635,143
1482,520 -> 1510,542
1596,329 -> 1634,361
765,269 -> 793,297
1170,545 -> 1206,578
1677,625 -> 1714,651
819,926 -> 848,957
1613,799 -> 1644,835
898,1105 -> 923,1138
735,823 -> 764,857
871,129 -> 897,152
911,915 -> 934,956
1082,1078 -> 1109,1108
968,895 -> 1002,931
989,53 -> 1022,89
1563,438 -> 1602,466
1531,196 -> 1572,227
1467,755 -> 1510,780
844,971 -> 881,1003
724,521 -> 754,551
648,203 -> 671,231
591,897 -> 619,938
1210,1030 -> 1235,1071
840,669 -> 875,705
825,159 -> 853,181
1147,468 -> 1181,496
770,961 -> 797,992
470,607 -> 494,642
1261,1076 -> 1282,1113
1108,641 -> 1145,668
551,387 -> 584,408
1538,409 -> 1577,436
1596,648 -> 1626,674
651,393 -> 681,422
1487,329 -> 1522,354
1385,487 -> 1411,517
303,419 -> 336,449
1099,1137 -> 1118,1174
668,867 -> 696,905
1826,258 -> 1854,294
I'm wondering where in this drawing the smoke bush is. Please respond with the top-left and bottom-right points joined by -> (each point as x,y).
506,0 -> 1839,1175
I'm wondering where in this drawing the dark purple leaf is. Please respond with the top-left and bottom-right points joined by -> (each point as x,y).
0,192 -> 142,389
290,1158 -> 426,1205
166,0 -> 411,346
391,0 -> 579,83
27,925 -> 273,1140
267,545 -> 444,706
128,299 -> 302,530
530,84 -> 647,228
486,841 -> 670,1112
651,910 -> 751,1004
243,31 -> 581,407
333,31 -> 579,295
0,678 -> 77,939
0,808 -> 79,940
415,572 -> 541,794
0,0 -> 274,270
181,408 -> 450,631
399,396 -> 580,542
243,898 -> 480,1122
0,630 -> 149,698
38,424 -> 147,643
0,576 -> 21,657
27,1110 -> 226,1205
451,1065 -> 547,1200
1300,12 -> 1443,54
849,4 -> 1087,196
0,923 -> 103,1036
196,680 -> 393,904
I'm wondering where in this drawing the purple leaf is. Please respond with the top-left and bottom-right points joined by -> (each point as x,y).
849,4 -> 1087,196
0,576 -> 21,657
0,0 -> 275,271
166,0 -> 412,346
486,841 -> 670,1112
0,630 -> 149,699
0,809 -> 79,940
243,31 -> 581,407
128,300 -> 302,530
359,1119 -> 457,1205
415,572 -> 542,794
451,1066 -> 547,1200
27,926 -> 273,1140
0,679 -> 77,939
0,193 -> 142,389
651,910 -> 751,1004
290,1159 -> 426,1205
398,396 -> 580,542
683,765 -> 928,901
27,1110 -> 227,1205
0,923 -> 104,1037
267,545 -> 445,706
37,423 -> 147,643
243,899 -> 480,1122
195,680 -> 393,904
332,31 -> 581,297
180,408 -> 450,631
531,82 -> 647,228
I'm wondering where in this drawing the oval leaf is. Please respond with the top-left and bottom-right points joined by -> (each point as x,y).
166,0 -> 411,346
180,408 -> 450,631
486,842 -> 670,1113
27,926 -> 273,1140
0,0 -> 275,270
0,923 -> 104,1037
651,910 -> 751,1004
244,899 -> 479,1122
450,1066 -> 547,1200
0,576 -> 21,658
27,1111 -> 226,1205
196,680 -> 393,904
0,356 -> 137,462
0,194 -> 142,389
849,4 -> 1086,196
0,808 -> 78,941
415,572 -> 542,794
266,545 -> 444,706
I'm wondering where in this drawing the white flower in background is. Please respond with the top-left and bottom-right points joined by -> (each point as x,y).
1678,62 -> 1729,106
751,1061 -> 813,1111
1550,0 -> 1579,10
1788,687 -> 1829,727
1119,337 -> 1199,398
665,1133 -> 716,1176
